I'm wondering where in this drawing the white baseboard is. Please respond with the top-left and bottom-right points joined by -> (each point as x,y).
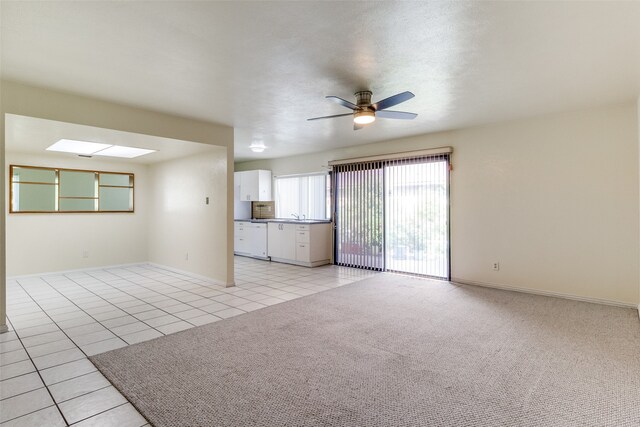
7,262 -> 146,280
451,277 -> 638,309
146,263 -> 230,287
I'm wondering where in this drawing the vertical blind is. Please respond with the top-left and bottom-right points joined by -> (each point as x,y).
333,162 -> 384,270
333,153 -> 450,279
384,155 -> 449,278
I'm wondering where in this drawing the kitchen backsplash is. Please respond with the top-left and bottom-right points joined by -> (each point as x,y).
252,201 -> 275,219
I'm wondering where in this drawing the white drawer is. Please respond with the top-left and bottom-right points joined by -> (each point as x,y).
296,243 -> 310,261
296,230 -> 310,243
296,224 -> 310,231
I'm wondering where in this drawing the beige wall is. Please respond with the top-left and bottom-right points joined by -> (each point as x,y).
0,80 -> 235,331
147,149 -> 229,284
238,102 -> 640,306
6,152 -> 149,276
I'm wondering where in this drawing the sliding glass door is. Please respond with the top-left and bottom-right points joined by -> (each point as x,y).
333,162 -> 384,270
384,156 -> 449,278
333,154 -> 450,279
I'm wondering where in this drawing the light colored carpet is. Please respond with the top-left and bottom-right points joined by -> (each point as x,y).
91,274 -> 640,426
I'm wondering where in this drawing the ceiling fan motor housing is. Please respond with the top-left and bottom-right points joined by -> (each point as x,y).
354,91 -> 373,109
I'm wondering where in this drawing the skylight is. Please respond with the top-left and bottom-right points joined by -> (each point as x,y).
93,146 -> 156,158
46,139 -> 112,155
46,139 -> 157,158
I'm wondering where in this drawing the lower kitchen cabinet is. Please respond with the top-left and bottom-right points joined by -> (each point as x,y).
234,221 -> 251,256
268,222 -> 331,267
267,223 -> 296,260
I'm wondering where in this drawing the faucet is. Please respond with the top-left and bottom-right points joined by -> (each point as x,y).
291,213 -> 300,220
302,214 -> 306,220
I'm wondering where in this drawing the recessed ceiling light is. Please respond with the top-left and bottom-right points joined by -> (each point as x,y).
93,145 -> 156,158
46,139 -> 111,155
250,142 -> 266,153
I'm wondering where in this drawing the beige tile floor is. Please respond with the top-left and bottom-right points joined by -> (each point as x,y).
0,257 -> 377,426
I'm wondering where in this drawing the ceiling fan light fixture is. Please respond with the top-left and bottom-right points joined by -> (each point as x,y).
354,110 -> 375,125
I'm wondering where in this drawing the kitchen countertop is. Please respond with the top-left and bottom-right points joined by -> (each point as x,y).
235,218 -> 331,224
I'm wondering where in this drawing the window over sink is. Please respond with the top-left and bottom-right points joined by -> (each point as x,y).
274,173 -> 330,220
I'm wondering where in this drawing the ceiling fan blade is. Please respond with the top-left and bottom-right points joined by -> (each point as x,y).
326,96 -> 358,110
307,113 -> 353,121
372,91 -> 415,111
353,122 -> 364,131
375,110 -> 418,120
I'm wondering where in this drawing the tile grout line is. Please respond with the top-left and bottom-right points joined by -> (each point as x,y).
56,382 -> 112,405
8,273 -> 184,426
77,270 -> 207,330
0,372 -> 110,405
3,317 -> 70,426
105,263 -> 326,317
83,268 -> 211,326
8,278 -> 148,424
18,276 -> 120,355
42,274 -> 169,342
94,266 -> 241,324
66,401 -> 138,426
123,264 -> 309,307
115,262 -> 349,304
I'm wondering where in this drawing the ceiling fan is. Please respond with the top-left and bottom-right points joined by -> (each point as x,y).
307,90 -> 417,130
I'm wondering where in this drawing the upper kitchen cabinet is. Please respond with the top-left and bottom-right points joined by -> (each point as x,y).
238,170 -> 272,201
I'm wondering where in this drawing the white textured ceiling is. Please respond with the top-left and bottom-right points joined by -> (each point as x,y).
2,1 -> 639,161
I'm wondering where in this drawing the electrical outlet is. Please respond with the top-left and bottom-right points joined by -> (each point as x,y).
82,250 -> 89,259
185,252 -> 189,261
205,197 -> 209,205
492,262 -> 500,271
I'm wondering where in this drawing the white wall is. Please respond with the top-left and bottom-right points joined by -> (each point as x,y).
148,148 -> 228,284
238,102 -> 640,306
6,152 -> 149,276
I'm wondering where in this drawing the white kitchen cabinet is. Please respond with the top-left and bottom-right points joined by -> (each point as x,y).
294,224 -> 332,266
238,170 -> 272,202
267,222 -> 296,260
234,172 -> 251,219
234,221 -> 251,255
268,222 -> 332,267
